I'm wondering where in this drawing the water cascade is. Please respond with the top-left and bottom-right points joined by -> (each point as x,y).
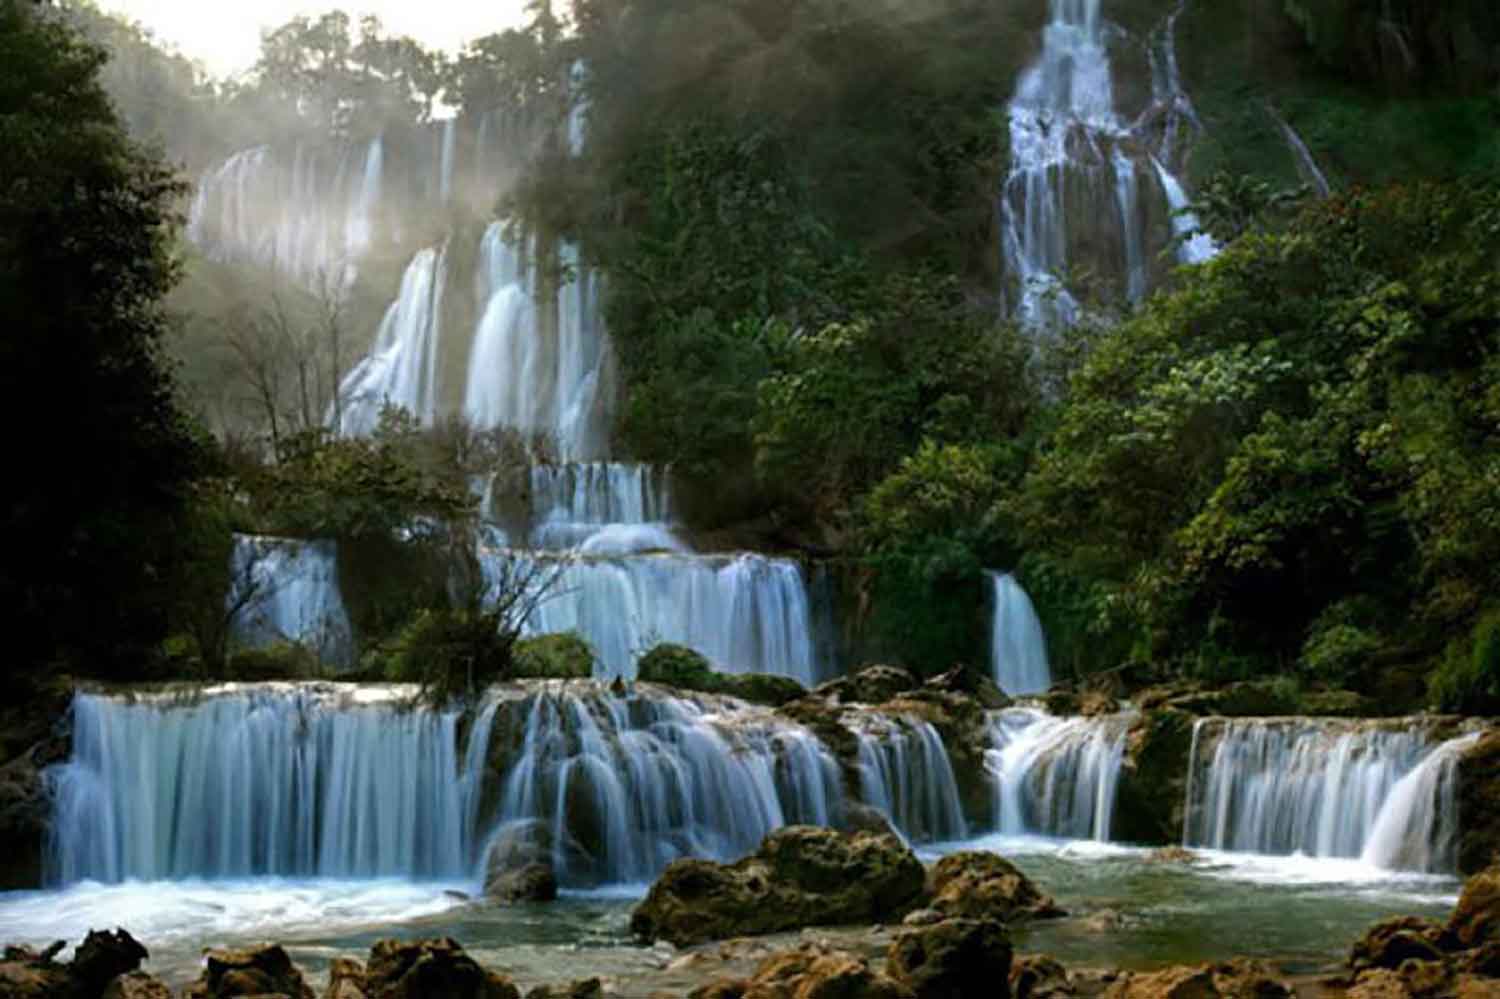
1182,718 -> 1471,871
850,713 -> 968,842
524,462 -> 679,552
1264,103 -> 1333,198
227,536 -> 353,668
985,708 -> 1128,840
48,688 -> 486,884
988,572 -> 1051,695
484,685 -> 844,885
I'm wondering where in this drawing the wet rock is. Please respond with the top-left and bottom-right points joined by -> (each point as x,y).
876,693 -> 992,825
1449,864 -> 1500,949
484,820 -> 558,903
364,937 -> 519,999
1077,908 -> 1134,933
1350,917 -> 1446,973
1010,956 -> 1074,999
842,804 -> 900,840
737,943 -> 912,999
1347,969 -> 1411,999
0,944 -> 71,999
1078,692 -> 1119,718
186,943 -> 315,999
926,852 -> 1064,923
1103,960 -> 1290,999
778,698 -> 859,769
101,971 -> 172,999
490,862 -> 558,904
1457,734 -> 1500,876
0,753 -> 51,891
1112,708 -> 1195,847
525,978 -> 604,999
922,667 -> 1010,711
1143,847 -> 1200,865
885,917 -> 1011,999
71,929 -> 149,996
817,666 -> 919,706
1460,941 -> 1500,977
900,910 -> 945,928
324,957 -> 367,999
630,827 -> 926,947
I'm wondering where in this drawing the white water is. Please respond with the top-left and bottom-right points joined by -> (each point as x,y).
1264,103 -> 1333,198
485,685 -> 843,885
48,687 -> 490,884
851,714 -> 968,843
1152,157 -> 1219,264
335,245 -> 449,435
986,708 -> 1127,840
227,535 -> 353,668
988,572 -> 1051,695
1182,719 -> 1468,872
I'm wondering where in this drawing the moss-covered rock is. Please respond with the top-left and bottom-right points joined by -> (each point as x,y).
876,692 -> 993,826
513,633 -> 596,679
1102,960 -> 1290,999
184,943 -> 315,999
365,938 -> 520,999
629,826 -> 926,946
1112,708 -> 1196,846
1457,733 -> 1500,875
226,642 -> 321,681
925,852 -> 1064,924
637,643 -> 807,706
816,665 -> 920,705
886,918 -> 1012,999
1448,863 -> 1500,950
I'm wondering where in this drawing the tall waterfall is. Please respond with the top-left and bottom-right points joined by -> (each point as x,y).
187,138 -> 385,291
484,685 -> 843,885
227,535 -> 353,668
851,713 -> 968,843
48,688 -> 487,883
986,708 -> 1127,840
988,572 -> 1051,696
1000,0 -> 1215,324
1182,719 -> 1472,872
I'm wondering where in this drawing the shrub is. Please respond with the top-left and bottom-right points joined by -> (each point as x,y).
635,643 -> 806,705
513,632 -> 597,679
227,642 -> 320,681
1429,609 -> 1500,714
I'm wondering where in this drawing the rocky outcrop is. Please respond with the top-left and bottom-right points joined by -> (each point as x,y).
184,943 -> 315,999
524,978 -> 605,999
0,716 -> 70,891
875,692 -> 992,824
885,918 -> 1012,999
1010,956 -> 1074,999
364,938 -> 520,999
629,827 -> 926,946
101,971 -> 171,999
1458,734 -> 1500,876
817,666 -> 920,706
689,942 -> 914,999
1102,960 -> 1290,999
1449,864 -> 1500,950
324,957 -> 367,999
0,930 -> 164,999
1112,707 -> 1195,846
926,852 -> 1064,923
921,667 -> 1010,711
1350,917 -> 1446,973
483,820 -> 558,903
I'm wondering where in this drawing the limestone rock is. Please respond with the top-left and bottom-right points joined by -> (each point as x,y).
1349,917 -> 1446,973
1450,864 -> 1500,950
71,929 -> 149,996
630,827 -> 926,947
101,970 -> 172,999
0,945 -> 70,999
364,938 -> 519,999
885,918 -> 1011,999
1103,960 -> 1290,999
922,667 -> 1010,710
187,944 -> 315,999
736,943 -> 913,999
1458,735 -> 1500,876
1112,708 -> 1195,847
324,957 -> 366,999
926,852 -> 1064,923
841,804 -> 900,840
1010,956 -> 1074,999
484,820 -> 558,904
817,667 -> 919,706
525,978 -> 604,999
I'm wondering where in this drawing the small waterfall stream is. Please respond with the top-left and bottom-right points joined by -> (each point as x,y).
987,708 -> 1128,840
850,714 -> 968,843
227,536 -> 353,668
988,572 -> 1052,695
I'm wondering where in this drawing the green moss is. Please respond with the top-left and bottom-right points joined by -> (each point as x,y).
636,643 -> 807,706
1429,609 -> 1500,714
513,632 -> 597,679
227,642 -> 320,681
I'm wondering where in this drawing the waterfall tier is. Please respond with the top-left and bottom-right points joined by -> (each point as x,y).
1183,718 -> 1474,872
986,707 -> 1128,840
988,572 -> 1052,696
850,712 -> 968,843
228,536 -> 353,668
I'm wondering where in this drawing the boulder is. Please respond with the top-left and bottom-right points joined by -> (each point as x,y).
71,929 -> 149,996
1078,692 -> 1120,718
1350,917 -> 1446,973
1457,734 -> 1500,876
922,667 -> 1010,710
1449,864 -> 1500,950
926,852 -> 1064,923
1103,960 -> 1290,999
817,667 -> 920,706
101,971 -> 172,999
629,827 -> 926,947
1010,956 -> 1074,999
1112,708 -> 1195,846
0,944 -> 71,999
364,938 -> 519,999
489,862 -> 558,904
484,820 -> 558,903
0,753 -> 52,891
1143,847 -> 1200,866
184,944 -> 315,999
734,943 -> 913,999
777,698 -> 859,769
841,803 -> 900,840
885,918 -> 1012,999
524,979 -> 604,999
324,957 -> 367,999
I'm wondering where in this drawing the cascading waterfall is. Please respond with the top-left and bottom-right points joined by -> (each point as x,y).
526,462 -> 680,553
988,572 -> 1051,696
484,685 -> 843,885
1182,718 -> 1470,871
986,708 -> 1128,840
851,714 -> 968,843
335,245 -> 449,435
1264,103 -> 1333,198
227,535 -> 353,668
48,688 -> 486,884
1151,157 -> 1218,264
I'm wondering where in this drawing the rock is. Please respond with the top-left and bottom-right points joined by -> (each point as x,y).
734,943 -> 913,999
484,820 -> 558,903
1078,692 -> 1119,717
1457,734 -> 1500,876
1042,690 -> 1081,716
1010,956 -> 1074,999
885,918 -> 1011,999
1347,969 -> 1411,999
102,970 -> 173,999
817,667 -> 920,706
71,929 -> 149,995
1103,960 -> 1290,999
324,957 -> 367,999
489,862 -> 558,904
926,852 -> 1064,923
1461,941 -> 1500,977
900,910 -> 944,928
364,938 -> 519,999
778,698 -> 859,768
1077,908 -> 1132,933
842,804 -> 900,840
0,754 -> 52,891
629,827 -> 926,947
922,667 -> 1010,710
1456,976 -> 1500,999
1298,689 -> 1377,717
1449,864 -> 1500,949
187,944 -> 315,999
1143,847 -> 1200,865
0,946 -> 70,999
1112,708 -> 1195,846
875,693 -> 992,824
525,979 -> 604,999
1350,917 -> 1446,972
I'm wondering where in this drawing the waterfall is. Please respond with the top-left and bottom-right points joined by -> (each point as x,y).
988,572 -> 1051,696
852,714 -> 968,843
1152,158 -> 1219,264
485,685 -> 843,885
1182,718 -> 1468,871
227,535 -> 353,668
344,137 -> 384,259
986,708 -> 1127,840
1264,104 -> 1332,198
335,245 -> 449,435
47,688 -> 487,884
483,549 -> 818,684
438,118 -> 457,203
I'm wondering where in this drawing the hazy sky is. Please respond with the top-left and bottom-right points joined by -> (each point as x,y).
96,1 -> 530,77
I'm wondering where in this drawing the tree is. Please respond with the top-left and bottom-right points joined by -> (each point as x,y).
1,1 -> 206,679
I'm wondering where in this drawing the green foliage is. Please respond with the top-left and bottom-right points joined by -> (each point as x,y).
389,607 -> 518,704
1429,610 -> 1500,714
635,643 -> 805,705
227,642 -> 321,682
513,632 -> 597,679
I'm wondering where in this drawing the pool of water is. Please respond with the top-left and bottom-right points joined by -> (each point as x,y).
0,838 -> 1459,992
